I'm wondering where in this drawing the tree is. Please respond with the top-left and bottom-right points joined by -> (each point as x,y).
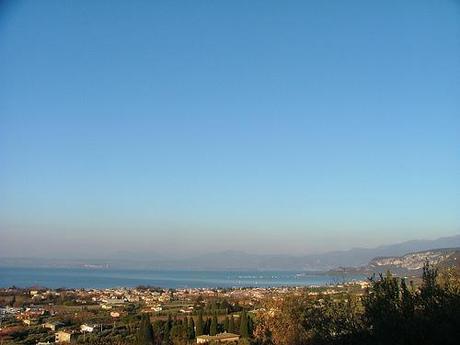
204,318 -> 211,335
253,292 -> 311,345
152,320 -> 164,345
248,316 -> 253,337
228,316 -> 235,333
223,317 -> 229,332
303,294 -> 364,345
252,262 -> 460,345
187,316 -> 195,340
359,262 -> 460,345
163,316 -> 172,345
170,323 -> 188,345
196,312 -> 204,336
239,311 -> 249,338
234,315 -> 241,333
362,271 -> 405,344
137,314 -> 154,345
210,313 -> 218,336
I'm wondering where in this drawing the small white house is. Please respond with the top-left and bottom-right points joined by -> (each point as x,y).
80,324 -> 99,333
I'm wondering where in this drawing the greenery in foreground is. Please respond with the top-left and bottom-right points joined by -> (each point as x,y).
254,263 -> 460,345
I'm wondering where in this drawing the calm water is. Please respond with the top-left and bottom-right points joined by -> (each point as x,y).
0,267 -> 365,289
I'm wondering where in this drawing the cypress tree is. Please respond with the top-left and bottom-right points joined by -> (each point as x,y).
210,313 -> 218,336
196,312 -> 204,336
187,317 -> 195,339
228,316 -> 235,333
137,314 -> 154,345
163,315 -> 172,344
167,314 -> 173,329
234,315 -> 241,333
184,317 -> 188,336
248,315 -> 253,336
239,311 -> 249,338
204,318 -> 211,335
223,316 -> 229,332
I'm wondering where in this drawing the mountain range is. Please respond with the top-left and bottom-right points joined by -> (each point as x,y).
1,234 -> 459,271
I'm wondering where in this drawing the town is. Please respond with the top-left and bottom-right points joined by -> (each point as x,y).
0,281 -> 370,344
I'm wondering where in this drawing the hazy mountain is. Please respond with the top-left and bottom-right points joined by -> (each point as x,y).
297,234 -> 460,270
164,234 -> 460,271
1,234 -> 459,271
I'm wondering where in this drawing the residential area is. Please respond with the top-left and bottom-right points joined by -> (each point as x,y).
0,282 -> 368,344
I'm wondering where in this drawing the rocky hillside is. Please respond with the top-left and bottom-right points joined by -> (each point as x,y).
333,248 -> 460,275
369,248 -> 459,271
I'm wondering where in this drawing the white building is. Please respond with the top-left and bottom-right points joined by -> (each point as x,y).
80,324 -> 100,333
196,332 -> 240,344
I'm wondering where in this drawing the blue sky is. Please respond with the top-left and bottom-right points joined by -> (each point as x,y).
0,0 -> 459,258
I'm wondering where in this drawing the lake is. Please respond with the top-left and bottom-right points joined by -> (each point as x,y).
0,267 -> 365,289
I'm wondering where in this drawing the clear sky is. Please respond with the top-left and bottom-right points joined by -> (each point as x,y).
0,0 -> 459,258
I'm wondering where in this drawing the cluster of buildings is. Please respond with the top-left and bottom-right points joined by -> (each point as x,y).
0,281 -> 371,344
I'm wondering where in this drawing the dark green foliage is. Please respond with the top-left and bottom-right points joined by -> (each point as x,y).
148,317 -> 198,345
303,294 -> 363,345
223,316 -> 229,332
228,315 -> 235,333
152,320 -> 165,345
210,313 -> 218,336
325,262 -> 460,345
167,314 -> 173,329
126,303 -> 140,315
254,262 -> 460,345
239,311 -> 249,338
187,316 -> 195,340
170,322 -> 188,345
362,271 -> 405,342
137,314 -> 154,345
196,312 -> 204,336
247,315 -> 253,336
234,314 -> 240,333
204,317 -> 211,335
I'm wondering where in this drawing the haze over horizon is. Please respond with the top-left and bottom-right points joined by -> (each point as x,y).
1,234 -> 460,262
1,1 -> 459,259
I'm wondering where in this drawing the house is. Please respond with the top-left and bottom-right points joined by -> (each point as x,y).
23,318 -> 40,326
80,324 -> 99,333
55,331 -> 78,343
151,305 -> 162,312
110,311 -> 121,318
196,332 -> 240,344
43,322 -> 64,331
